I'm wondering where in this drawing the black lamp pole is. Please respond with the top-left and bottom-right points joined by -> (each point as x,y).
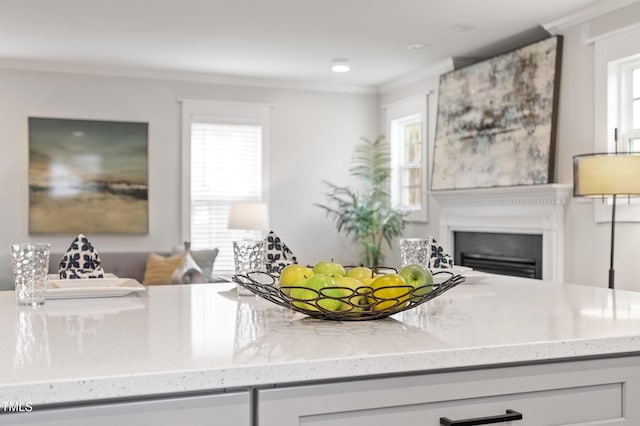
609,194 -> 616,289
609,131 -> 618,290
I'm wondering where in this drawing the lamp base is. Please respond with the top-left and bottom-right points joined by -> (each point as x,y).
608,194 -> 617,290
609,269 -> 615,290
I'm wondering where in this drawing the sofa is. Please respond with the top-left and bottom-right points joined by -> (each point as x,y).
1,248 -> 219,291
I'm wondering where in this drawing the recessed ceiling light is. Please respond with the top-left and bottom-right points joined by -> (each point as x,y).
331,59 -> 350,73
407,42 -> 432,51
332,64 -> 350,72
449,24 -> 475,33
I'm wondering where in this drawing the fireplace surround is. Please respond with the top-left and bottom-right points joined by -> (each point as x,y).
430,184 -> 572,283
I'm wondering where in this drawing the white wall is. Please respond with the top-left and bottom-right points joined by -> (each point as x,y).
559,15 -> 640,290
378,75 -> 446,267
379,10 -> 640,290
7,4 -> 640,286
0,68 -> 377,266
554,23 -> 604,288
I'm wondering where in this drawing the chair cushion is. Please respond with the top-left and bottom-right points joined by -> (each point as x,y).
143,253 -> 184,285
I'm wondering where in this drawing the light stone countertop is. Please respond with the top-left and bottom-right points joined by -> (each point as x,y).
1,275 -> 640,405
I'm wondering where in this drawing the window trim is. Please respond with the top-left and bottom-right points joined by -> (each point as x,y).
618,60 -> 640,142
179,99 -> 272,246
593,25 -> 640,222
385,94 -> 429,223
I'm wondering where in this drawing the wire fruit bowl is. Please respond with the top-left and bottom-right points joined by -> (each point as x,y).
232,269 -> 464,321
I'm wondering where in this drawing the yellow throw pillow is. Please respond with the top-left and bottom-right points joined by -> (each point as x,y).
143,253 -> 184,285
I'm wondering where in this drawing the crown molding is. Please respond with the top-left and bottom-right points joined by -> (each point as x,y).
542,0 -> 640,34
0,59 -> 378,95
430,184 -> 573,208
377,58 -> 454,95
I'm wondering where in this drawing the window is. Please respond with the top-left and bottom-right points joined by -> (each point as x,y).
594,24 -> 640,222
610,57 -> 640,153
391,114 -> 422,211
181,100 -> 270,273
386,96 -> 428,222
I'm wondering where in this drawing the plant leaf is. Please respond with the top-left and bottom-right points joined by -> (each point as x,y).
315,136 -> 408,266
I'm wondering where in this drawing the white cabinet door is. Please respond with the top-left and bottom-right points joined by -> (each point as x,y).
0,391 -> 250,426
259,357 -> 640,426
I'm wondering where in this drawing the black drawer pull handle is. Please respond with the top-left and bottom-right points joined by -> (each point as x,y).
440,409 -> 523,426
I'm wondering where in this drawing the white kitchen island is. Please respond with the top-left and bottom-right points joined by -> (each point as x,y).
1,275 -> 640,425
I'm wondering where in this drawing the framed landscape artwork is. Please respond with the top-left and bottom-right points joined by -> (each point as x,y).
431,36 -> 563,190
28,117 -> 149,234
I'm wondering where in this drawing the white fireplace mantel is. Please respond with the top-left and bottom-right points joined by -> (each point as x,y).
430,184 -> 573,283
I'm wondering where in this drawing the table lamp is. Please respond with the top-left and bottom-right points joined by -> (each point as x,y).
573,152 -> 640,289
228,202 -> 269,236
228,202 -> 269,296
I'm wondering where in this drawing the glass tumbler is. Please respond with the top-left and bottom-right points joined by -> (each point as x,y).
232,240 -> 265,296
11,243 -> 50,307
399,238 -> 431,268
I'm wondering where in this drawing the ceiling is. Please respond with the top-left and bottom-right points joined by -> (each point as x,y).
0,0 -> 619,89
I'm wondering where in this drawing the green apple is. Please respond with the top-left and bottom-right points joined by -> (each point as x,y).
399,263 -> 433,296
312,260 -> 346,277
346,266 -> 373,283
290,274 -> 344,312
279,264 -> 314,296
335,276 -> 370,312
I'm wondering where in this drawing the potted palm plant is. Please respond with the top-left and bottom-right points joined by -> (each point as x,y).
316,136 -> 408,267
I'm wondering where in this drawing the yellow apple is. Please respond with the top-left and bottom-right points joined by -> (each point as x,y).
312,260 -> 346,277
369,274 -> 412,311
346,266 -> 373,283
359,275 -> 376,286
335,276 -> 371,312
279,264 -> 313,296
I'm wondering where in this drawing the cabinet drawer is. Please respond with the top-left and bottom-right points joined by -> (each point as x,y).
0,391 -> 250,426
292,383 -> 620,426
258,358 -> 640,426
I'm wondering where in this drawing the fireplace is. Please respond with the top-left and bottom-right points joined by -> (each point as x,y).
431,184 -> 572,283
454,231 -> 543,279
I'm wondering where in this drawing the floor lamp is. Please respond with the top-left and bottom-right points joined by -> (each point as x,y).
573,153 -> 640,289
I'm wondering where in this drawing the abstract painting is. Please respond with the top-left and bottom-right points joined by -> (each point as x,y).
29,117 -> 149,234
432,36 -> 562,190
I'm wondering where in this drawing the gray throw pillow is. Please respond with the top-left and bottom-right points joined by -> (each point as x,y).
172,246 -> 219,282
191,249 -> 219,282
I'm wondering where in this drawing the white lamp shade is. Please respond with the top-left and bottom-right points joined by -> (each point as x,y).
228,202 -> 269,231
573,153 -> 640,196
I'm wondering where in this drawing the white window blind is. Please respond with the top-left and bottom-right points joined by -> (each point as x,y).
190,122 -> 263,272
